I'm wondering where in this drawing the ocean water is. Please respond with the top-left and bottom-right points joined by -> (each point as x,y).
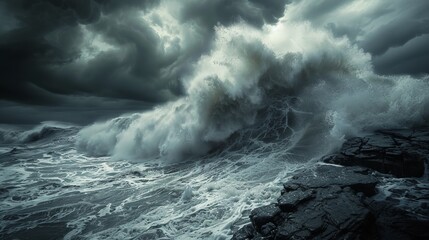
2,7 -> 429,240
0,121 -> 315,240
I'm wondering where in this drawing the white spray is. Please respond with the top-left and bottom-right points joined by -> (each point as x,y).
77,16 -> 429,161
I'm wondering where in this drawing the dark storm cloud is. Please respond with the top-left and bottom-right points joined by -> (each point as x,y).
285,0 -> 349,21
179,0 -> 286,27
360,18 -> 429,56
0,0 -> 163,105
357,1 -> 429,75
285,0 -> 429,75
0,0 -> 288,124
372,34 -> 429,75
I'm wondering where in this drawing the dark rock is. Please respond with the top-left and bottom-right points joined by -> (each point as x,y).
287,165 -> 378,196
274,184 -> 376,239
250,204 -> 282,231
282,183 -> 300,193
233,129 -> 429,240
275,222 -> 302,240
260,222 -> 277,237
324,129 -> 428,177
231,224 -> 256,240
302,187 -> 373,238
235,165 -> 378,240
276,229 -> 310,240
277,189 -> 314,212
367,201 -> 429,240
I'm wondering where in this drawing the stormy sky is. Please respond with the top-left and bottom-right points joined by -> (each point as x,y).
1,0 -> 428,125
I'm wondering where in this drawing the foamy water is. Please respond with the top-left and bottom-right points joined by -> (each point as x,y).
0,123 -> 311,239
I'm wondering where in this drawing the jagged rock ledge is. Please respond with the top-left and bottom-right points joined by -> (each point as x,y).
232,129 -> 429,240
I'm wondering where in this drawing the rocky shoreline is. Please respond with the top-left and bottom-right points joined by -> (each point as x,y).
232,129 -> 429,240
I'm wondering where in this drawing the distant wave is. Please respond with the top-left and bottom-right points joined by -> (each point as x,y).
0,122 -> 78,144
77,19 -> 429,161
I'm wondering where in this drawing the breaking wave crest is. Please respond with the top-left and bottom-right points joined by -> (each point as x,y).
0,122 -> 78,144
76,21 -> 429,161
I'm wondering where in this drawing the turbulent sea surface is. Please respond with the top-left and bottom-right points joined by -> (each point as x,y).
0,122 -> 314,239
2,5 -> 429,240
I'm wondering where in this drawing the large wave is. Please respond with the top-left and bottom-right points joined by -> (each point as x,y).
0,122 -> 78,144
76,19 -> 429,161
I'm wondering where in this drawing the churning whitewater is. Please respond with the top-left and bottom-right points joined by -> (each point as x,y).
1,2 -> 429,240
78,19 -> 428,161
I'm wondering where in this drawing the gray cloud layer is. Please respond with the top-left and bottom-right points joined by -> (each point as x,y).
1,0 -> 428,124
285,0 -> 429,75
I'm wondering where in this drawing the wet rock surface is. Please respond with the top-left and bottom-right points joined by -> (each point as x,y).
323,129 -> 429,178
232,129 -> 429,240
